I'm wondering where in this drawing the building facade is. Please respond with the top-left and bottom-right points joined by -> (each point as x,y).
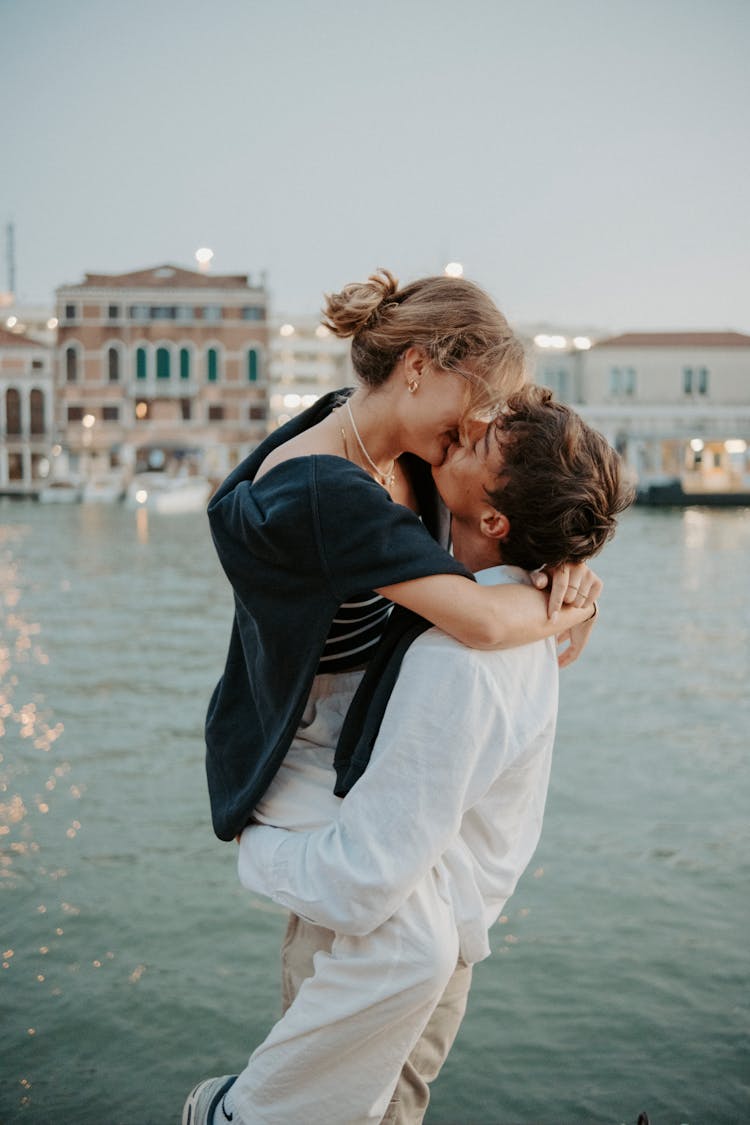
532,331 -> 750,496
268,315 -> 353,430
0,326 -> 54,493
54,264 -> 270,485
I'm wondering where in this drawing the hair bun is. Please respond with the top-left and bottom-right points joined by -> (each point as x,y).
321,268 -> 399,338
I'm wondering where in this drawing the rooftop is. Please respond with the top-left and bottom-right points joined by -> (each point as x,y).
596,331 -> 750,349
60,264 -> 256,291
0,325 -> 42,348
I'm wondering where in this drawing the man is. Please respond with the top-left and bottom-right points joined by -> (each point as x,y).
184,388 -> 632,1125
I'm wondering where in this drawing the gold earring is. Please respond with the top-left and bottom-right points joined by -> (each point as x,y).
407,379 -> 419,394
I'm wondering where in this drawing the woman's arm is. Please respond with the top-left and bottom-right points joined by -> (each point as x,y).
377,572 -> 600,651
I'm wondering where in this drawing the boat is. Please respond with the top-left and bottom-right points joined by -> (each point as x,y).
124,472 -> 211,514
636,476 -> 750,507
82,475 -> 126,503
38,481 -> 83,504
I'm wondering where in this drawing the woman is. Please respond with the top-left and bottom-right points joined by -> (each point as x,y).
205,268 -> 600,844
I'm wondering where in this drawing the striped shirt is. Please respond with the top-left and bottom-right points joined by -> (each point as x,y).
318,593 -> 393,673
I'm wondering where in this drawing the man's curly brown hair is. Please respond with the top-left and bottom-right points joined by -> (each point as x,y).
485,386 -> 634,570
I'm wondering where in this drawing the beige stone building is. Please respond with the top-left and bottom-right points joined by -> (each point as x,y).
0,325 -> 53,493
532,331 -> 750,497
54,264 -> 269,485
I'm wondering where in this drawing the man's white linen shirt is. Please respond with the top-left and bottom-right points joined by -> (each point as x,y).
238,566 -> 559,965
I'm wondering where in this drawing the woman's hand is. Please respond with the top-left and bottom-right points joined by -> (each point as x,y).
530,561 -> 603,619
556,602 -> 598,668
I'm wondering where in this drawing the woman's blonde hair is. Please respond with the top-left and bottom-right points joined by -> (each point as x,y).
322,268 -> 526,417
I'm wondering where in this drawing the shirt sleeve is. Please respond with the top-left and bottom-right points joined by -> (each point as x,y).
237,639 -> 512,935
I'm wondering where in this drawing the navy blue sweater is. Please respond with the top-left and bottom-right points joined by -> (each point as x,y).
205,392 -> 473,841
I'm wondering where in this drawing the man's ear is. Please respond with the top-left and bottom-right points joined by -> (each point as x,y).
480,509 -> 510,541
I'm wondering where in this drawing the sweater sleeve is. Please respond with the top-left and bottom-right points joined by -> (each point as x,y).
309,458 -> 473,601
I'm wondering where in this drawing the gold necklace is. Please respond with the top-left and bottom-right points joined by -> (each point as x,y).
343,400 -> 397,491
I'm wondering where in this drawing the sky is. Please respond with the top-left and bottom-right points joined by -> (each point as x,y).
2,0 -> 749,332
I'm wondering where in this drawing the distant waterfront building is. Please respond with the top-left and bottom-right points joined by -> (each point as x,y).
0,325 -> 54,493
268,315 -> 353,429
532,330 -> 750,497
53,264 -> 270,485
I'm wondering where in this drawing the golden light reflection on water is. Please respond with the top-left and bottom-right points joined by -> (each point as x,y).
0,523 -> 117,1114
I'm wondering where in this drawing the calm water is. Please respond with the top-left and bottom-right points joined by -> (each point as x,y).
0,501 -> 748,1125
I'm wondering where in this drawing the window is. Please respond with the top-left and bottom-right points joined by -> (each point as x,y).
180,347 -> 191,380
32,359 -> 44,370
609,367 -> 621,396
5,388 -> 21,435
624,367 -> 637,396
247,347 -> 260,382
30,389 -> 45,434
156,346 -> 171,380
151,306 -> 178,320
249,405 -> 266,421
67,405 -> 84,422
8,452 -> 22,481
102,405 -> 120,422
176,306 -> 194,322
208,404 -> 224,421
64,303 -> 77,320
206,347 -> 219,382
136,347 -> 148,380
683,367 -> 693,394
242,306 -> 264,321
203,306 -> 222,322
66,346 -> 78,383
108,304 -> 120,319
108,347 -> 120,382
180,398 -> 192,421
130,305 -> 150,320
698,367 -> 709,395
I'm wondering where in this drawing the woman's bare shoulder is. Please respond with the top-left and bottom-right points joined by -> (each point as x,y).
255,414 -> 343,481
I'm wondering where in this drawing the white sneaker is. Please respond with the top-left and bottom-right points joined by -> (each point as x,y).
182,1075 -> 237,1125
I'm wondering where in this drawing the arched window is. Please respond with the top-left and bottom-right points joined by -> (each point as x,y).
206,347 -> 219,383
65,346 -> 78,383
179,347 -> 191,380
136,347 -> 148,380
156,346 -> 171,380
108,346 -> 120,382
30,389 -> 45,435
247,347 -> 260,382
5,388 -> 21,435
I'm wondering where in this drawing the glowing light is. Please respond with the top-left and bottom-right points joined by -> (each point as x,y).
195,247 -> 214,268
282,393 -> 301,409
534,334 -> 567,349
573,336 -> 592,350
52,444 -> 62,456
47,317 -> 58,330
690,439 -> 704,452
135,489 -> 148,505
279,323 -> 295,337
6,316 -> 17,328
82,414 -> 96,429
444,262 -> 464,278
135,402 -> 148,419
315,325 -> 330,338
725,439 -> 747,454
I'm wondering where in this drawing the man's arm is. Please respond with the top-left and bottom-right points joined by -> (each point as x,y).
239,638 -> 514,935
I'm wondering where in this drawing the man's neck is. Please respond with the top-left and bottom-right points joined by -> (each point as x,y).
450,522 -> 502,574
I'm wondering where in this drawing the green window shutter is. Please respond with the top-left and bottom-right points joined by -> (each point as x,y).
136,347 -> 147,380
156,346 -> 170,380
207,348 -> 218,382
247,348 -> 258,382
180,348 -> 190,380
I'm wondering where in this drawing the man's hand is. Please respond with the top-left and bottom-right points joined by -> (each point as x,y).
531,561 -> 603,620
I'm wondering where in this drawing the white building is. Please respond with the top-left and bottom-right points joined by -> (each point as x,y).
0,325 -> 54,494
268,315 -> 353,430
532,331 -> 750,499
